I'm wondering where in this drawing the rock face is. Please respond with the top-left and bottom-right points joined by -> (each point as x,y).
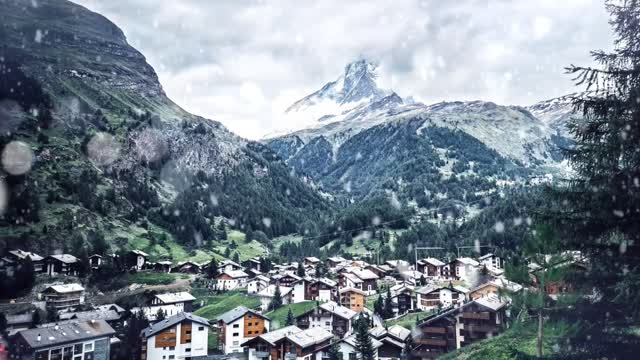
0,0 -> 329,251
267,59 -> 574,200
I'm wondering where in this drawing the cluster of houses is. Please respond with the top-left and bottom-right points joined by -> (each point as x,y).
0,245 -> 587,360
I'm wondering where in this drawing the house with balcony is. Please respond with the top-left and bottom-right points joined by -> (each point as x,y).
44,254 -> 79,276
338,333 -> 383,360
305,278 -> 337,302
216,306 -> 270,354
216,269 -> 250,290
259,285 -> 293,311
132,291 -> 196,320
295,301 -> 358,338
415,284 -> 466,311
7,249 -> 44,272
339,287 -> 366,313
141,312 -> 210,360
243,325 -> 334,360
413,295 -> 507,358
41,284 -> 85,313
416,258 -> 445,278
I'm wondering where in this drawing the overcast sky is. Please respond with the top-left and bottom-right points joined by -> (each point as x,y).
76,0 -> 613,140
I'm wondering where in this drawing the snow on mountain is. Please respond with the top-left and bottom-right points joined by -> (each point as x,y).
271,59 -> 574,167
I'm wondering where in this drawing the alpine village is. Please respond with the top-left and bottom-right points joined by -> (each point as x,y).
1,0 -> 640,360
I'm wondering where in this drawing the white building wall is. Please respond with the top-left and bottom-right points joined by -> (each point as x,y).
145,322 -> 208,359
309,314 -> 333,333
318,289 -> 332,302
224,317 -> 245,354
292,283 -> 306,303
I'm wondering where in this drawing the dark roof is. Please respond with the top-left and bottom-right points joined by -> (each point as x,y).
59,309 -> 122,322
142,312 -> 210,338
18,320 -> 115,349
216,306 -> 269,324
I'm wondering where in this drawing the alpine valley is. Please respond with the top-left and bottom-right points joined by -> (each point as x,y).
0,0 -> 575,263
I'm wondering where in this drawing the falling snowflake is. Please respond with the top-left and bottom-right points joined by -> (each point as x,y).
372,216 -> 381,226
87,132 -> 120,166
2,141 -> 33,175
209,194 -> 219,207
262,218 -> 272,228
389,192 -> 401,210
494,221 -> 505,233
34,29 -> 43,43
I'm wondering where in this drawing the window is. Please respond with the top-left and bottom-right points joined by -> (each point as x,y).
233,341 -> 240,346
248,331 -> 252,335
325,321 -> 331,326
84,343 -> 93,352
349,353 -> 357,360
169,346 -> 175,350
233,332 -> 239,336
186,348 -> 191,352
233,323 -> 240,328
73,344 -> 83,354
198,326 -> 205,331
169,356 -> 175,360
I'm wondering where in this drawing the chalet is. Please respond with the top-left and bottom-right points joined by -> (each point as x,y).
248,275 -> 271,294
243,325 -> 334,360
417,258 -> 445,277
326,256 -> 347,269
88,254 -> 103,269
133,291 -> 196,320
304,257 -> 321,267
529,251 -> 588,299
339,272 -> 363,290
373,325 -> 412,360
216,306 -> 270,354
389,284 -> 415,315
415,284 -> 466,311
478,253 -> 503,270
216,269 -> 250,290
41,284 -> 85,312
153,260 -> 172,273
11,320 -> 115,360
338,287 -> 366,313
469,278 -> 523,301
295,301 -> 358,338
247,268 -> 263,278
59,306 -> 127,339
339,333 -> 383,360
141,312 -> 210,360
271,272 -> 302,288
445,258 -> 480,283
220,259 -> 244,272
7,249 -> 44,272
305,277 -> 337,302
172,260 -> 202,274
348,269 -> 379,294
44,254 -> 79,276
128,249 -> 149,270
413,295 -> 507,358
259,285 -> 293,311
244,257 -> 262,272
365,264 -> 388,278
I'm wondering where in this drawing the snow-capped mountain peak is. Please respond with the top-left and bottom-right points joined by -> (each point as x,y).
285,59 -> 391,114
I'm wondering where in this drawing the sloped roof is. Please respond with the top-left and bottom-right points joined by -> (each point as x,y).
47,254 -> 78,264
387,325 -> 411,341
319,301 -> 357,320
217,306 -> 269,324
245,325 -> 302,346
455,257 -> 480,266
142,312 -> 209,337
43,284 -> 85,294
475,295 -> 508,311
287,327 -> 333,348
351,269 -> 379,280
94,304 -> 126,313
59,309 -> 121,322
478,253 -> 496,260
339,287 -> 366,296
19,320 -> 115,349
258,285 -> 293,298
9,249 -> 43,261
219,269 -> 249,279
154,292 -> 196,304
220,259 -> 242,268
342,272 -> 363,283
342,334 -> 383,350
305,257 -> 321,263
420,257 -> 445,267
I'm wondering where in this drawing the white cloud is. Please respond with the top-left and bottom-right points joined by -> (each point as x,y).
76,0 -> 613,139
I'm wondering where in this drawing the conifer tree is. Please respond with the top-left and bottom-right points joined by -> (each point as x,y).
546,1 -> 640,356
269,284 -> 283,311
383,288 -> 394,319
297,261 -> 306,277
326,340 -> 343,360
354,316 -> 375,360
207,257 -> 219,278
285,307 -> 295,326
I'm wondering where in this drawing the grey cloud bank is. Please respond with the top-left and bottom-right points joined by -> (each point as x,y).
76,0 -> 613,139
